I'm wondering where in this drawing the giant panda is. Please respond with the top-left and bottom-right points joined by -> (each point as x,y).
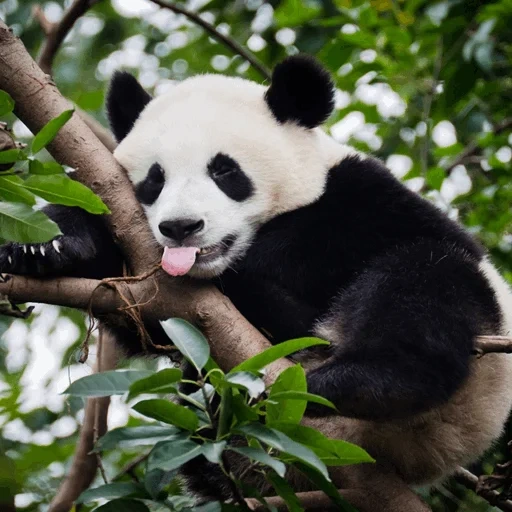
1,55 -> 512,506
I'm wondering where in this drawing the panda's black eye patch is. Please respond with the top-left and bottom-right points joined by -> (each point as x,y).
208,153 -> 254,202
135,163 -> 165,205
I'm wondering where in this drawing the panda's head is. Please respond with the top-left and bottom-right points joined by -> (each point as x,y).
108,55 -> 342,278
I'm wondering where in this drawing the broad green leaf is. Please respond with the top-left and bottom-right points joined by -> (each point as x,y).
269,392 -> 337,411
147,437 -> 203,472
160,318 -> 210,372
231,338 -> 329,373
32,109 -> 74,154
225,371 -> 265,398
0,176 -> 35,205
95,425 -> 179,452
295,462 -> 358,512
231,446 -> 286,477
133,399 -> 199,431
0,148 -> 26,164
271,422 -> 374,465
77,483 -> 146,504
267,365 -> 307,425
237,423 -> 330,481
127,368 -> 182,401
29,160 -> 65,175
266,472 -> 303,512
0,202 -> 61,243
0,90 -> 14,116
92,499 -> 150,512
22,175 -> 110,214
64,370 -> 153,397
202,440 -> 226,463
231,393 -> 259,423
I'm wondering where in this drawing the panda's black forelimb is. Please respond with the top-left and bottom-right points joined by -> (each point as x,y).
0,203 -> 122,279
305,241 -> 501,420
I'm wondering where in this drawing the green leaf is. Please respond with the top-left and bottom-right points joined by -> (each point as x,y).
77,483 -> 146,504
237,423 -> 331,481
95,425 -> 179,452
144,468 -> 175,500
0,176 -> 35,205
269,392 -> 337,411
202,441 -> 226,464
127,368 -> 182,401
147,437 -> 203,472
133,399 -> 199,431
231,337 -> 329,373
160,318 -> 210,372
0,90 -> 14,116
231,446 -> 286,477
225,371 -> 265,398
266,472 -> 303,512
267,365 -> 307,425
31,109 -> 74,154
64,370 -> 153,397
0,202 -> 61,243
270,422 -> 374,465
22,175 -> 110,214
0,148 -> 26,164
28,160 -> 65,175
92,499 -> 150,512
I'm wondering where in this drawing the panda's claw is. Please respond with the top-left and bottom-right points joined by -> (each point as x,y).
52,240 -> 61,253
30,246 -> 35,255
22,245 -> 27,254
7,255 -> 12,265
40,246 -> 45,256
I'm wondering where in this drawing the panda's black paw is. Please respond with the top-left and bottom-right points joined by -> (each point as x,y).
0,236 -> 96,278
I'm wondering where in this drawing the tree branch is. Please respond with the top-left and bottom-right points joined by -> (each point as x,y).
148,0 -> 271,81
446,117 -> 512,173
35,0 -> 98,75
454,467 -> 512,512
49,329 -> 118,512
31,0 -> 117,152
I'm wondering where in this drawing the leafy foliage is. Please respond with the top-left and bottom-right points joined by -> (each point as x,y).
64,319 -> 369,511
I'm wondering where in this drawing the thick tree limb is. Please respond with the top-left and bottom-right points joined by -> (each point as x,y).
149,0 -> 271,81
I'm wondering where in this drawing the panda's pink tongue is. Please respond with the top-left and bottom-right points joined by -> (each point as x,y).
161,246 -> 199,276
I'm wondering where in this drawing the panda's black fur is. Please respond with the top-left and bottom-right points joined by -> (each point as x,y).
1,55 -> 511,503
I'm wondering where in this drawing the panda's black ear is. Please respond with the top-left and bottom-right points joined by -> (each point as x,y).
264,55 -> 335,129
106,71 -> 152,142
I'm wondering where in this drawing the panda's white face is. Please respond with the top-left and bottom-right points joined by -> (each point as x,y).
113,67 -> 353,278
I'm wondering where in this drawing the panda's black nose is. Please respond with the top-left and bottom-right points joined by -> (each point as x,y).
159,218 -> 205,242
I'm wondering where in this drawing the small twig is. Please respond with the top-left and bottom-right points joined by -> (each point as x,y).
93,326 -> 109,484
420,38 -> 443,175
112,453 -> 149,483
49,330 -> 118,512
35,0 -> 100,75
474,335 -> 512,357
148,0 -> 271,81
454,467 -> 512,512
446,118 -> 512,173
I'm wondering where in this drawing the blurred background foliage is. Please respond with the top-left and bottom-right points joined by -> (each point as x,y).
0,0 -> 511,510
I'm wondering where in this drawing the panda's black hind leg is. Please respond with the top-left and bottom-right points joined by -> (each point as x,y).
0,204 -> 122,279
